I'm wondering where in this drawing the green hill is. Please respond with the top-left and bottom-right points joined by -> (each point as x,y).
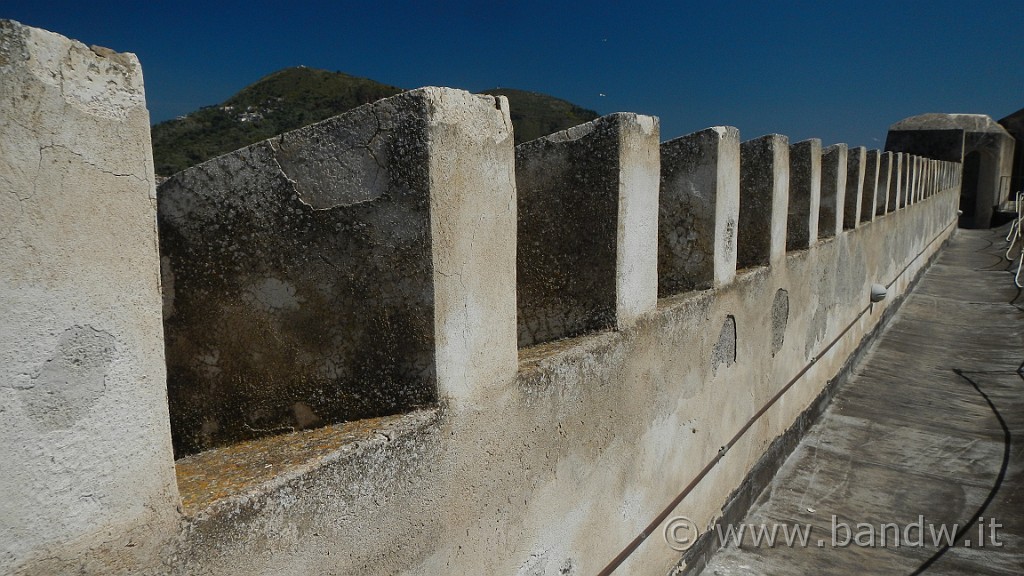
151,67 -> 403,176
151,67 -> 601,176
480,88 -> 600,144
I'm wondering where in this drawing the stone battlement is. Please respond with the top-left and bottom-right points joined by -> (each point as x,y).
1,21 -> 962,576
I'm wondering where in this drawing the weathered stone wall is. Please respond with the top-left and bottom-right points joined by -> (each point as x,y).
787,139 -> 821,250
860,149 -> 879,223
876,151 -> 893,215
157,106 -> 960,576
0,20 -> 179,575
160,119 -> 960,574
737,134 -> 789,268
158,88 -> 516,455
515,113 -> 659,347
819,143 -> 847,239
893,152 -> 905,208
169,164 -> 961,576
2,20 -> 967,576
885,128 -> 964,162
965,130 -> 1016,224
843,146 -> 866,229
898,152 -> 910,208
885,115 -> 1015,227
658,126 -> 739,295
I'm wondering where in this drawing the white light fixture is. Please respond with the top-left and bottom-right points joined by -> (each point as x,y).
870,284 -> 887,303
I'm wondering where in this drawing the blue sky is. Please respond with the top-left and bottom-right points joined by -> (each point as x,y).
5,1 -> 1022,148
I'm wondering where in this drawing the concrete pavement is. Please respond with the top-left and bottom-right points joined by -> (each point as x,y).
699,227 -> 1024,575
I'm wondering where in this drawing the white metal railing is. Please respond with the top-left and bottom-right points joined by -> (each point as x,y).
1006,190 -> 1023,288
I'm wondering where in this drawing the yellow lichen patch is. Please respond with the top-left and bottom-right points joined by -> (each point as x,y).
174,412 -> 419,514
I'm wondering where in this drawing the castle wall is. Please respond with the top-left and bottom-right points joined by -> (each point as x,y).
658,126 -> 740,295
965,130 -> 1016,214
884,129 -> 964,162
737,134 -> 789,268
898,152 -> 910,208
156,90 -> 960,575
0,20 -> 179,575
843,146 -> 866,230
876,151 -> 893,215
515,113 -> 659,347
1,21 -> 965,576
819,143 -> 847,238
892,152 -> 904,209
860,149 -> 880,223
787,139 -> 821,250
886,122 -> 1015,228
169,166 -> 959,576
156,88 -> 518,455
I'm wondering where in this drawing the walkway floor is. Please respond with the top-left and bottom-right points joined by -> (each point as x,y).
700,227 -> 1024,575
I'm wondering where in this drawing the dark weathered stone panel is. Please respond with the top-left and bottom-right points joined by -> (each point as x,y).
738,135 -> 789,268
788,139 -> 821,250
819,144 -> 847,238
884,129 -> 964,162
843,147 -> 866,229
860,150 -> 879,223
516,113 -> 658,347
659,126 -> 739,296
892,153 -> 901,209
159,88 -> 517,455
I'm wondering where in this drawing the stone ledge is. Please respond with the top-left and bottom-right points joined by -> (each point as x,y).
175,408 -> 440,515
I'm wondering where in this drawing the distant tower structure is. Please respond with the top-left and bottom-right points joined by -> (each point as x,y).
998,107 -> 1024,199
885,113 -> 1015,228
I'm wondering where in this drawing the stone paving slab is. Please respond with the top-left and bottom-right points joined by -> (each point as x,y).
699,227 -> 1024,575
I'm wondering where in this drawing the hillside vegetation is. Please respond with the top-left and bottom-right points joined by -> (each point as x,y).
151,67 -> 403,176
480,88 -> 599,144
151,67 -> 600,176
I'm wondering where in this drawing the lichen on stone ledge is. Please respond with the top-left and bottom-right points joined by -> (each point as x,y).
174,408 -> 439,515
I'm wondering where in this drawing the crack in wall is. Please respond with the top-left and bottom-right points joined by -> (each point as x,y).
269,122 -> 387,211
40,142 -> 147,183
